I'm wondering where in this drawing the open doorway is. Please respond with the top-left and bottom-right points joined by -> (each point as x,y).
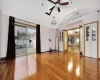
15,23 -> 36,57
67,28 -> 80,54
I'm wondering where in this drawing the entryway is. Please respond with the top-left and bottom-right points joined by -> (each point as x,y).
67,28 -> 80,54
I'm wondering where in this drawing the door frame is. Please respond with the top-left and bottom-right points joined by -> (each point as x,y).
84,21 -> 99,59
67,27 -> 81,54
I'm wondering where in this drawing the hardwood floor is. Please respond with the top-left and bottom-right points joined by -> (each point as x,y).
0,51 -> 100,80
68,46 -> 80,53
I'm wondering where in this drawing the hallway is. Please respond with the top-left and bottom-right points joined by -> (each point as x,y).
0,52 -> 100,80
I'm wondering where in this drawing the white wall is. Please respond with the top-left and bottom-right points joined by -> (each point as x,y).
0,13 -> 9,57
0,13 -> 56,58
58,11 -> 100,58
40,25 -> 56,52
0,0 -> 1,10
0,11 -> 1,58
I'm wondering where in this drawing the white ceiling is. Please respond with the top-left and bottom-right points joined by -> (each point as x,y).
1,0 -> 100,29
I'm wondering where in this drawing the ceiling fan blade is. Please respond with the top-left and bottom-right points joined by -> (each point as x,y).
60,2 -> 69,5
50,6 -> 55,10
45,6 -> 55,16
48,0 -> 56,4
58,0 -> 60,3
58,7 -> 60,12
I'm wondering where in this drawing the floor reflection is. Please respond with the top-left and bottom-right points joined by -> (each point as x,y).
0,51 -> 100,80
76,65 -> 80,77
68,46 -> 80,54
68,59 -> 73,72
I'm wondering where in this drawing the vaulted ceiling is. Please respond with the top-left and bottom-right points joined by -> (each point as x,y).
1,0 -> 100,29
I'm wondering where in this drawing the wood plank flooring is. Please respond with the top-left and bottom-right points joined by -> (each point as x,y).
0,51 -> 100,80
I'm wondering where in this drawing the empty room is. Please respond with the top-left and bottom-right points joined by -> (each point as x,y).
0,0 -> 100,80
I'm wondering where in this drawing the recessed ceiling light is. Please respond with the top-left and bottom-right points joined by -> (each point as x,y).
51,17 -> 57,25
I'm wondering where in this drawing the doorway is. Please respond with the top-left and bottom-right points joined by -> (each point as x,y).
15,24 -> 36,57
67,28 -> 80,54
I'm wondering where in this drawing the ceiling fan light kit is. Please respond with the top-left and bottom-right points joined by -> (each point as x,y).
51,17 -> 57,25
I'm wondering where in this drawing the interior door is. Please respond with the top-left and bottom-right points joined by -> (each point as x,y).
85,24 -> 91,57
59,31 -> 64,51
90,23 -> 97,58
85,22 -> 98,58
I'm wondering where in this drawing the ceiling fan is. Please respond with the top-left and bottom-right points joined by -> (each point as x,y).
46,0 -> 70,15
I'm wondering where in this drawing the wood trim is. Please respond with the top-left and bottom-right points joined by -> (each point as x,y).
66,27 -> 80,31
15,18 -> 37,25
57,36 -> 59,51
67,30 -> 68,52
63,30 -> 68,52
84,25 -> 85,56
58,31 -> 60,51
84,21 -> 98,26
63,31 -> 65,52
63,31 -> 64,51
84,21 -> 99,59
79,27 -> 81,53
15,21 -> 36,29
97,21 -> 99,59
